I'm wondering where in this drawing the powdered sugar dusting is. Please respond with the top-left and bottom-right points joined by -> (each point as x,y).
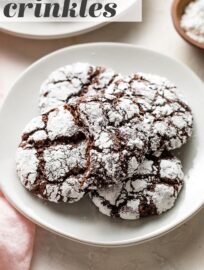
39,63 -> 96,113
181,0 -> 204,43
97,183 -> 123,205
127,156 -> 139,177
60,178 -> 85,202
119,199 -> 140,220
40,64 -> 193,154
44,185 -> 61,203
136,73 -> 175,89
29,130 -> 47,142
103,72 -> 193,153
17,64 -> 193,214
44,143 -> 87,182
90,154 -> 184,219
77,95 -> 150,184
16,148 -> 39,189
39,63 -> 117,114
47,106 -> 79,140
95,132 -> 114,149
87,68 -> 116,91
23,116 -> 45,134
131,179 -> 148,192
147,184 -> 175,215
136,159 -> 154,175
16,105 -> 89,203
160,159 -> 184,180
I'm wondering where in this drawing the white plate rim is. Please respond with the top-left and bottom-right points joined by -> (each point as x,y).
0,21 -> 107,39
0,42 -> 204,247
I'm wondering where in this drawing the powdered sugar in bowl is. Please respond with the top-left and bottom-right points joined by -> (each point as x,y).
172,0 -> 204,50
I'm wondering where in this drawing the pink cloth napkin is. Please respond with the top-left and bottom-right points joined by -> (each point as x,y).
0,192 -> 35,270
0,89 -> 35,270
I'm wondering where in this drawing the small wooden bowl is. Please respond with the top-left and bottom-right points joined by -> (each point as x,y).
172,0 -> 204,50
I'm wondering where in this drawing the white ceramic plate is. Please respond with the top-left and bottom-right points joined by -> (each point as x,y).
0,22 -> 106,39
0,0 -> 136,39
0,43 -> 203,247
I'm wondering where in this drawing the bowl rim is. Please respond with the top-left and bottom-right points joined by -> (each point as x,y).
171,0 -> 204,50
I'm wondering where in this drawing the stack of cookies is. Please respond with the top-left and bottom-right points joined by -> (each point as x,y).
16,63 -> 193,220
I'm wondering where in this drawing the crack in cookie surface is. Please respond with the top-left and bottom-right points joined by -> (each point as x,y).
16,105 -> 91,203
20,66 -> 193,206
90,152 -> 184,219
17,90 -> 152,200
39,65 -> 193,154
39,63 -> 116,114
104,72 -> 193,153
75,94 -> 151,187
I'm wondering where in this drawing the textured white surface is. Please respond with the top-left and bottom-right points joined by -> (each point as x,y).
0,0 -> 204,269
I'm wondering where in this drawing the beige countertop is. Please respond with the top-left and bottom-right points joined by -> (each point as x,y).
0,0 -> 204,269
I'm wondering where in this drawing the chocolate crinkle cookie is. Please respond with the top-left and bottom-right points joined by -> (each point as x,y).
16,105 -> 92,203
90,153 -> 184,220
104,73 -> 193,154
39,62 -> 117,114
77,94 -> 151,187
40,64 -> 193,154
16,93 -> 151,201
17,63 -> 193,214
